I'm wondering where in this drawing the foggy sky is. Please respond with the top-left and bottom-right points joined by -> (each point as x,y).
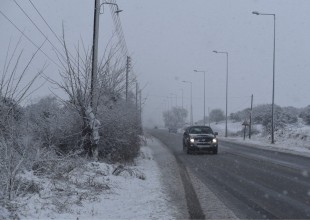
1,0 -> 310,127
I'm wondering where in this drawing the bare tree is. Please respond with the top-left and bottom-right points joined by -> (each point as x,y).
0,38 -> 45,201
45,31 -> 132,160
163,107 -> 188,129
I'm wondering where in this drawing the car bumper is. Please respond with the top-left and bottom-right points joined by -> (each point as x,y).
189,143 -> 218,151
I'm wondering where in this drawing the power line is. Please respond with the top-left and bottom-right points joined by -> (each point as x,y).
108,1 -> 129,55
107,1 -> 138,94
21,0 -> 86,73
28,0 -> 63,46
29,0 -> 85,71
0,10 -> 62,69
13,0 -> 67,68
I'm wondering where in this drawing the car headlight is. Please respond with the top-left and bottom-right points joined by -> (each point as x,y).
190,138 -> 195,143
212,138 -> 217,143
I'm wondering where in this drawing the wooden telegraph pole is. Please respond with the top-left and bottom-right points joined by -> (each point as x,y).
249,94 -> 253,139
91,0 -> 100,112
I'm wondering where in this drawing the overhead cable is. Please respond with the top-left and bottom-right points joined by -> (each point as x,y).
0,10 -> 62,69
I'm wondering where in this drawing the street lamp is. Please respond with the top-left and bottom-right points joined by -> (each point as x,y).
194,70 -> 206,126
213,50 -> 229,137
252,11 -> 276,144
182,80 -> 193,125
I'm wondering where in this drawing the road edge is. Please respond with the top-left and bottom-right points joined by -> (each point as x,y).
144,134 -> 189,219
220,137 -> 310,158
146,134 -> 205,219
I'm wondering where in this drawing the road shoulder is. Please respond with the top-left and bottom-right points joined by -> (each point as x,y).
220,137 -> 310,158
145,135 -> 189,219
187,170 -> 238,219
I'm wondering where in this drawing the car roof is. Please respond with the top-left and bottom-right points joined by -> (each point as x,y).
187,125 -> 212,129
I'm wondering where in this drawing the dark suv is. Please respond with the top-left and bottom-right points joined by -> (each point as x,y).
183,126 -> 218,154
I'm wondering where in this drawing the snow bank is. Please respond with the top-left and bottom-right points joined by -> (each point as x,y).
211,120 -> 310,154
3,139 -> 174,220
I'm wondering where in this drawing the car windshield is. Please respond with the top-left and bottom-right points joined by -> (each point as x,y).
189,127 -> 213,134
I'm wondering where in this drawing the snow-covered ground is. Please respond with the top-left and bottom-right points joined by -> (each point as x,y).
5,121 -> 308,219
211,120 -> 310,155
1,139 -> 176,220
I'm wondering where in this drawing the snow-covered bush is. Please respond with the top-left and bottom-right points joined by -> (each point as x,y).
279,106 -> 298,124
24,96 -> 85,153
209,109 -> 225,123
252,104 -> 298,133
162,106 -> 188,129
97,97 -> 140,162
230,108 -> 250,122
0,96 -> 24,134
300,106 -> 310,125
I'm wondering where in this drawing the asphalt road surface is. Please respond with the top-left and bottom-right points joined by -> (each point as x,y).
149,129 -> 310,219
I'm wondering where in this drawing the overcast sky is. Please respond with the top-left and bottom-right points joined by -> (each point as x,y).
1,0 -> 310,127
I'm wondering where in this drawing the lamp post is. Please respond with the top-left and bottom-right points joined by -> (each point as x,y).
182,80 -> 193,125
213,50 -> 229,137
194,70 -> 206,126
252,11 -> 276,144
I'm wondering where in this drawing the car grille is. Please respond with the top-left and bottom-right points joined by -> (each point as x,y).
195,136 -> 213,143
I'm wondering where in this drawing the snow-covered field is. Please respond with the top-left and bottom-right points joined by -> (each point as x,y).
211,120 -> 310,155
1,139 -> 175,220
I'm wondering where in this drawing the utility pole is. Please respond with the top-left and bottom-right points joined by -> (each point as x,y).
126,56 -> 131,101
136,82 -> 138,110
139,90 -> 142,134
90,0 -> 100,113
249,94 -> 253,139
136,82 -> 140,132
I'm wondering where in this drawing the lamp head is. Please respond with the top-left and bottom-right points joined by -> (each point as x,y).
213,50 -> 218,53
115,9 -> 123,14
194,70 -> 197,72
252,11 -> 260,15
